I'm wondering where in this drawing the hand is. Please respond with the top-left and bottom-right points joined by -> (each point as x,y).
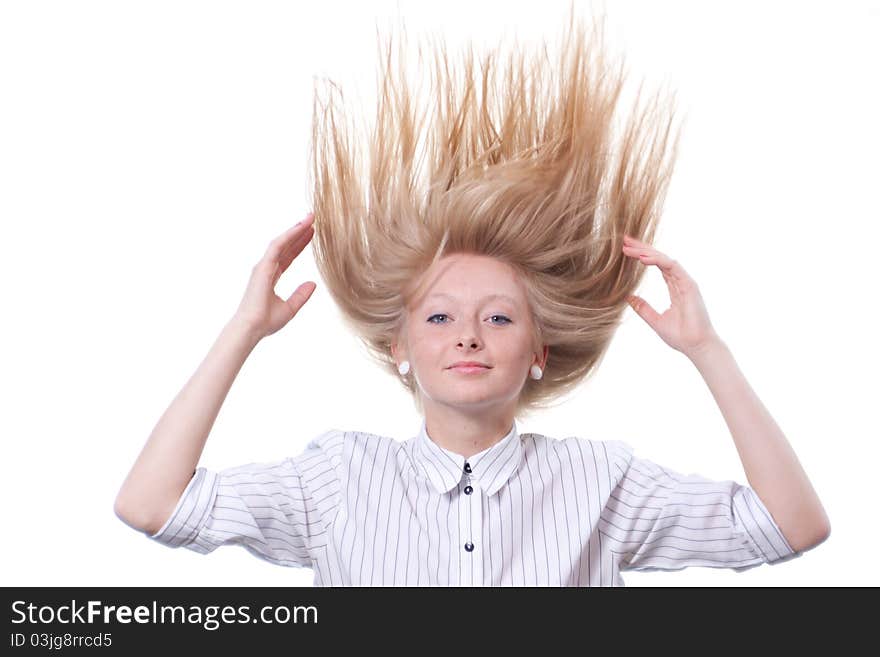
621,234 -> 720,359
233,212 -> 317,340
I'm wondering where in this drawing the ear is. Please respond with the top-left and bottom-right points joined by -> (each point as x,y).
391,340 -> 405,361
537,345 -> 549,368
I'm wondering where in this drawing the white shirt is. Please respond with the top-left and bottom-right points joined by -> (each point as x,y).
148,419 -> 804,586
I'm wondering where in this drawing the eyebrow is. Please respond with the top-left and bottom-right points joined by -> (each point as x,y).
424,292 -> 519,306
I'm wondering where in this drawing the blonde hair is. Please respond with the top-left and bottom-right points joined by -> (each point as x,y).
307,5 -> 683,420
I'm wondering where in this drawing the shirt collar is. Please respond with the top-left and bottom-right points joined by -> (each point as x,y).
413,417 -> 522,497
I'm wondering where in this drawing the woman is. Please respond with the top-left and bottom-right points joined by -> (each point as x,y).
114,8 -> 829,586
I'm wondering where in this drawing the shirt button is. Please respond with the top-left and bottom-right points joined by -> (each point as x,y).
464,485 -> 473,495
464,462 -> 472,474
464,542 -> 474,552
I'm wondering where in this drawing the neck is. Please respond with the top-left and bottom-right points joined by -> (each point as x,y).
423,404 -> 515,458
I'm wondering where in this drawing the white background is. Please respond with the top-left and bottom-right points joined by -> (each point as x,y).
1,0 -> 876,587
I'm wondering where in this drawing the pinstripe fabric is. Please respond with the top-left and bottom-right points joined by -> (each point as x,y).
148,419 -> 803,585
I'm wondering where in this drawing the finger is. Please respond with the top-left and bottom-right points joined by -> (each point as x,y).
623,234 -> 652,247
277,224 -> 314,267
637,251 -> 689,300
627,294 -> 661,327
623,244 -> 674,272
264,213 -> 315,261
269,219 -> 314,271
626,244 -> 685,279
272,227 -> 314,284
636,251 -> 693,288
622,241 -> 670,267
273,213 -> 314,247
623,245 -> 684,300
285,281 -> 317,314
660,268 -> 683,302
622,239 -> 675,271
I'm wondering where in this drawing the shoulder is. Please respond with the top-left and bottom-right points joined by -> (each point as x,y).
521,431 -> 635,472
290,428 -> 400,471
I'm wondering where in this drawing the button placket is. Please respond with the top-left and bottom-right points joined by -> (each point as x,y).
459,460 -> 483,586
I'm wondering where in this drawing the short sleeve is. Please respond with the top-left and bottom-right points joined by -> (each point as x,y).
600,441 -> 805,574
147,430 -> 342,569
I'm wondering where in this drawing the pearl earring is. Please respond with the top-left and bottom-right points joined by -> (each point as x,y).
530,364 -> 543,380
398,360 -> 410,376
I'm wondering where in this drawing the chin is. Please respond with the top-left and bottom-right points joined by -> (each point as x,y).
439,391 -> 508,408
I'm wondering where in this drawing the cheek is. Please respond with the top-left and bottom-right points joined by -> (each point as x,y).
407,330 -> 441,358
502,328 -> 534,353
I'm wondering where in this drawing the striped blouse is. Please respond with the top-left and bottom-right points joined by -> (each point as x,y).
147,419 -> 804,586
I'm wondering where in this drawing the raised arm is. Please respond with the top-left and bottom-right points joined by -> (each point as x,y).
114,317 -> 262,534
623,235 -> 830,551
114,213 -> 317,535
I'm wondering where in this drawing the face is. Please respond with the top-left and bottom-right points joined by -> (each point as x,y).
392,253 -> 548,414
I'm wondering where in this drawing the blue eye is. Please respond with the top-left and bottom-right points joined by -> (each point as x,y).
426,314 -> 511,325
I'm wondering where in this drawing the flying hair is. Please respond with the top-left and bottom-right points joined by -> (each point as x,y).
307,3 -> 684,419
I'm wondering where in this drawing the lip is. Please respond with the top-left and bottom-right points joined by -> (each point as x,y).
448,361 -> 491,369
447,362 -> 492,374
449,366 -> 491,374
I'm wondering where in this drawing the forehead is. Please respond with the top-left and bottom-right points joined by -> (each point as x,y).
415,254 -> 525,305
425,291 -> 520,305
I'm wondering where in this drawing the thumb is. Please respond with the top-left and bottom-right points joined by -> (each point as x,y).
286,281 -> 317,313
627,294 -> 660,329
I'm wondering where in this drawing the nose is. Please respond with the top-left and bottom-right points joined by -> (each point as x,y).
456,318 -> 484,350
457,331 -> 482,350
